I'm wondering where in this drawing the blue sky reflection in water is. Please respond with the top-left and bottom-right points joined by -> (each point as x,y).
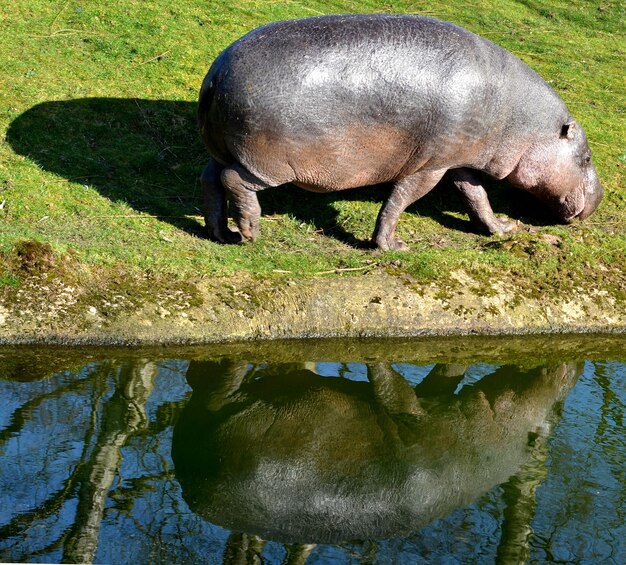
0,340 -> 624,564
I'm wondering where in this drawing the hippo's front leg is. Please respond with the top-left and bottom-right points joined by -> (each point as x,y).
374,168 -> 447,251
450,168 -> 517,235
221,163 -> 269,242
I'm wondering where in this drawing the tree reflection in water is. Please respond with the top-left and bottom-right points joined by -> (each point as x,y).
0,347 -> 623,564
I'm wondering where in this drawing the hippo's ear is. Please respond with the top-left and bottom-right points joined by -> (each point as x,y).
560,121 -> 576,140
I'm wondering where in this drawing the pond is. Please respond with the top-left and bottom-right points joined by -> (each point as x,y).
0,336 -> 624,564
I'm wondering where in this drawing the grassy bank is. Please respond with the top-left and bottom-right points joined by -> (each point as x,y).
0,0 -> 624,327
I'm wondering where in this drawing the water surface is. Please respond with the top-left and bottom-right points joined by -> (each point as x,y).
0,336 -> 624,563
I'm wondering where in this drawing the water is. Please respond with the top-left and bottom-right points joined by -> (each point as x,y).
0,336 -> 624,564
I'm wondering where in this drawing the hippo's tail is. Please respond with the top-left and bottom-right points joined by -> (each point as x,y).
197,67 -> 217,133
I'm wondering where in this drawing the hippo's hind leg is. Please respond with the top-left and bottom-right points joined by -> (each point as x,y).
450,168 -> 517,235
201,158 -> 243,244
374,168 -> 447,251
221,163 -> 271,242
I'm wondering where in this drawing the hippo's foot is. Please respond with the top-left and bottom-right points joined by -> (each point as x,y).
233,213 -> 260,242
450,169 -> 519,237
375,236 -> 409,252
469,214 -> 518,237
205,223 -> 244,244
221,164 -> 267,243
488,217 -> 518,236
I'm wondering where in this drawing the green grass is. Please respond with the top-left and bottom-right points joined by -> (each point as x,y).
0,0 -> 624,295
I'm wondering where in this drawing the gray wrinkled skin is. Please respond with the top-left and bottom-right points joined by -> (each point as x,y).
198,14 -> 603,249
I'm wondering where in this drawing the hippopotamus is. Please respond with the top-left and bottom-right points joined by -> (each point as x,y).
198,14 -> 603,250
172,359 -> 581,543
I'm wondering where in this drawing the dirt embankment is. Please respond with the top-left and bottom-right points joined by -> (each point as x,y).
0,250 -> 623,345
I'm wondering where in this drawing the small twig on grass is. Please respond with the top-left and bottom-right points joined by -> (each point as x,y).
405,10 -> 440,16
30,29 -> 105,39
136,51 -> 171,65
76,214 -> 202,219
49,0 -> 71,33
286,1 -> 324,16
587,140 -> 611,148
50,28 -> 96,36
514,51 -> 548,60
314,266 -> 372,276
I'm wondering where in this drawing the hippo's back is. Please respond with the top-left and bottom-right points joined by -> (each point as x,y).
200,14 -> 559,186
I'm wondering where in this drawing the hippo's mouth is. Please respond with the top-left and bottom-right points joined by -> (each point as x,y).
560,187 -> 586,222
576,182 -> 604,221
573,207 -> 587,221
567,199 -> 586,222
573,171 -> 604,221
572,199 -> 596,220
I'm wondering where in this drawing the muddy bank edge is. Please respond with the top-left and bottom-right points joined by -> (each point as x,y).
0,270 -> 624,345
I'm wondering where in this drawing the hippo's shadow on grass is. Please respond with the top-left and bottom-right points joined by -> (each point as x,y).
7,98 -> 208,237
8,98 -> 548,247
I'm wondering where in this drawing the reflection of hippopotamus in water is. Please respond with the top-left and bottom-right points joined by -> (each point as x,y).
199,14 -> 603,249
172,360 -> 582,544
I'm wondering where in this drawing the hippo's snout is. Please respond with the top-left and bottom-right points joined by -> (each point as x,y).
577,168 -> 604,221
577,183 -> 604,221
559,165 -> 603,223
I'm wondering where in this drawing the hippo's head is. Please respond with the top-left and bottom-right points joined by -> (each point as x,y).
507,119 -> 603,222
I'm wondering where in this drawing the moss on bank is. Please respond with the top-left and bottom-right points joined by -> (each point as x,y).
0,242 -> 623,344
